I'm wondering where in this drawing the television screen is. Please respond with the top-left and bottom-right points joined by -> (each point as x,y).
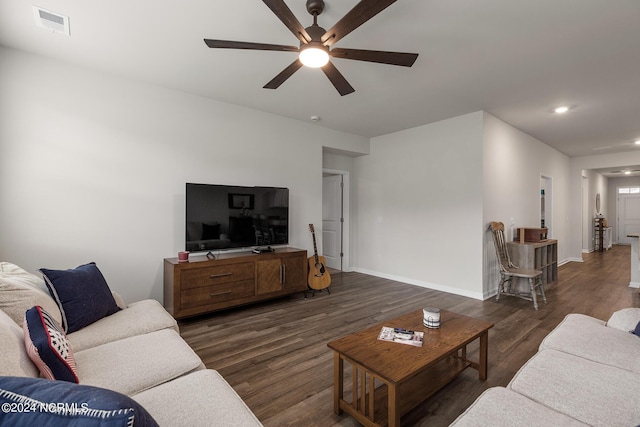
185,183 -> 289,252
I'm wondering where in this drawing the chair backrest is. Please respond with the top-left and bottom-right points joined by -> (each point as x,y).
489,221 -> 515,271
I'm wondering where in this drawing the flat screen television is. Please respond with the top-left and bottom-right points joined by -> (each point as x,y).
185,183 -> 289,252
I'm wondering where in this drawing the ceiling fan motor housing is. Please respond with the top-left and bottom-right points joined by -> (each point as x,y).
304,23 -> 327,44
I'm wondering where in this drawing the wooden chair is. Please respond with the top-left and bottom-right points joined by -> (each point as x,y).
489,221 -> 547,310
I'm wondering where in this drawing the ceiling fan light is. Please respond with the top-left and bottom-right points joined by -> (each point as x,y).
299,45 -> 329,68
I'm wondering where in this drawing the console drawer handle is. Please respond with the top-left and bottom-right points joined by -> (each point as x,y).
210,273 -> 233,279
210,291 -> 232,297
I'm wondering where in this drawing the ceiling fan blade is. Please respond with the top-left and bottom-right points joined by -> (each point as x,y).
331,48 -> 418,67
204,39 -> 299,52
321,0 -> 397,47
321,61 -> 355,96
264,59 -> 304,89
262,0 -> 311,44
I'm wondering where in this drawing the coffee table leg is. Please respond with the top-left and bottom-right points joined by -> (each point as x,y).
388,383 -> 400,427
479,331 -> 488,380
333,352 -> 344,414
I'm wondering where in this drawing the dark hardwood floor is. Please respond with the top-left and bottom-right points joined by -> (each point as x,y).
179,245 -> 640,426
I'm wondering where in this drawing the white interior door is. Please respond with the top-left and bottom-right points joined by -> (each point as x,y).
322,174 -> 342,270
618,194 -> 640,245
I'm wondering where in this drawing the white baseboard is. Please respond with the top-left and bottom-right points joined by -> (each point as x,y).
560,257 -> 583,265
629,282 -> 640,289
352,267 -> 486,301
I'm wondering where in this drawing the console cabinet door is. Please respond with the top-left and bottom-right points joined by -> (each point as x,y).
256,259 -> 283,294
282,253 -> 306,290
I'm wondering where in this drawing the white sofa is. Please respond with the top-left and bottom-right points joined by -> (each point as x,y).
0,262 -> 262,426
450,308 -> 640,427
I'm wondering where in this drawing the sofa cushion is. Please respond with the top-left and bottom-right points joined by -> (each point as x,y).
132,369 -> 262,426
508,349 -> 640,426
0,262 -> 62,326
74,328 -> 204,396
23,305 -> 78,383
607,307 -> 640,332
40,262 -> 120,333
449,387 -> 588,427
0,376 -> 158,426
0,309 -> 38,378
67,299 -> 178,352
539,313 -> 640,374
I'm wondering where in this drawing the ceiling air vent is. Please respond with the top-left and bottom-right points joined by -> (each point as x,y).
32,6 -> 70,35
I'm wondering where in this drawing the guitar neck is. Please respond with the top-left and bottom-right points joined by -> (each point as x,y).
311,232 -> 320,263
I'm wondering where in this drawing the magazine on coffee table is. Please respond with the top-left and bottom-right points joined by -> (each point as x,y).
377,327 -> 424,347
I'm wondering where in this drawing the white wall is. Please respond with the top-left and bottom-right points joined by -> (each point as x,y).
482,113 -> 571,296
0,47 -> 368,303
352,112 -> 485,299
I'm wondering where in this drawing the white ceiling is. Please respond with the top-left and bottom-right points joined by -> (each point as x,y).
1,0 -> 640,158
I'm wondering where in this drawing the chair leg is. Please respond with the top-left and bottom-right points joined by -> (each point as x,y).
538,278 -> 547,304
528,277 -> 539,310
496,277 -> 505,301
505,276 -> 513,294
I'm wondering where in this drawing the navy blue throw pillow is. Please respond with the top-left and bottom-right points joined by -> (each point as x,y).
0,376 -> 158,426
40,263 -> 120,333
632,320 -> 640,337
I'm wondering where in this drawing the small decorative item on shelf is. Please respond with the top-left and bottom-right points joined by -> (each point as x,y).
423,307 -> 441,329
177,251 -> 189,263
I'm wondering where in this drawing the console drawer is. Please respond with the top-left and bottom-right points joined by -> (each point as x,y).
180,279 -> 255,309
181,262 -> 254,289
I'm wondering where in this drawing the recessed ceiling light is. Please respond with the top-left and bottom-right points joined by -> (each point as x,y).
634,140 -> 640,145
554,106 -> 569,114
625,170 -> 632,175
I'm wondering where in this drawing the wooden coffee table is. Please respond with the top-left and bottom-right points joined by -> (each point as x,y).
327,309 -> 493,427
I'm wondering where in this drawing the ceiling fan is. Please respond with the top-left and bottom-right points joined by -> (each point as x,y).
204,0 -> 418,96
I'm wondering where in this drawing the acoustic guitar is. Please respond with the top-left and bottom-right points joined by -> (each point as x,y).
307,224 -> 331,290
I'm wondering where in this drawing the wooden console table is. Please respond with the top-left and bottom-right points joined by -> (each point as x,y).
163,247 -> 307,319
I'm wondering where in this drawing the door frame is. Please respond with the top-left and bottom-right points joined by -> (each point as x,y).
541,175 -> 553,238
582,176 -> 590,252
322,168 -> 350,272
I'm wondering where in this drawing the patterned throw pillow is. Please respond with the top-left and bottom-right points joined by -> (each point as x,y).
40,262 -> 120,333
23,305 -> 78,383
